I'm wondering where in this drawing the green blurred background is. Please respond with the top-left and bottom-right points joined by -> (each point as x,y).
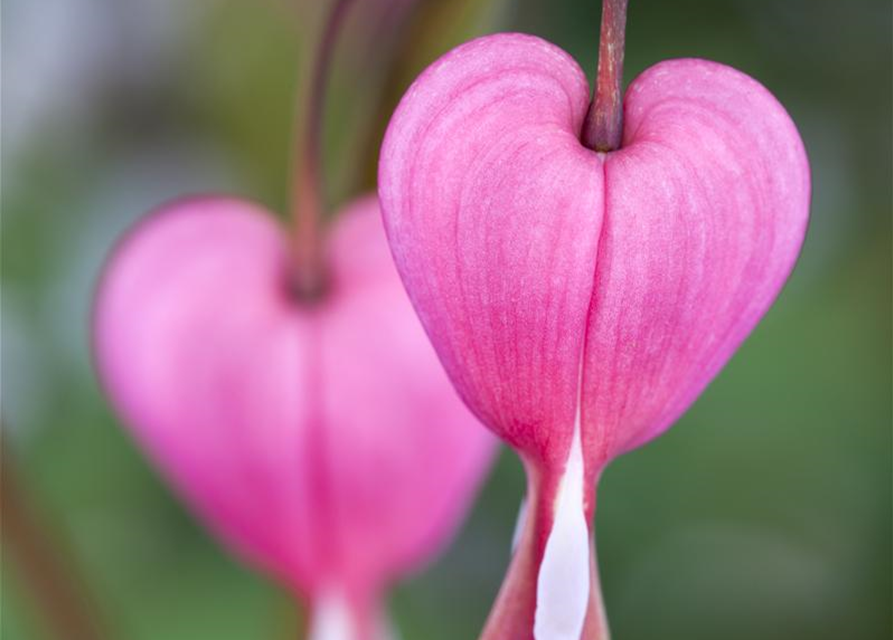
2,0 -> 890,638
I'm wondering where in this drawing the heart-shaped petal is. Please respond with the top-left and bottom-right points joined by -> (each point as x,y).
380,34 -> 604,470
379,33 -> 809,476
379,33 -> 808,639
582,58 -> 810,464
93,195 -> 495,602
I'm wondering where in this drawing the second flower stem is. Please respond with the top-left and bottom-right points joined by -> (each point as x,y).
290,0 -> 357,299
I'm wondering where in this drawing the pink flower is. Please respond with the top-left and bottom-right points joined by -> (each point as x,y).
379,33 -> 809,639
93,195 -> 495,639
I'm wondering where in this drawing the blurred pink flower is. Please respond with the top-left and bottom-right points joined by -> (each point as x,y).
379,33 -> 809,639
93,195 -> 495,639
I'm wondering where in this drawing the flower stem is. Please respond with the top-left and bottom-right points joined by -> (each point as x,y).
582,0 -> 629,152
2,433 -> 111,640
290,0 -> 357,300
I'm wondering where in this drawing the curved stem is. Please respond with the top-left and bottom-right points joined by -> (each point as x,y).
582,0 -> 629,152
479,463 -> 609,640
290,0 -> 358,300
2,433 -> 111,640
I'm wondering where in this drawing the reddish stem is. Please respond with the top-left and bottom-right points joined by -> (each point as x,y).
290,0 -> 357,300
478,463 -> 609,640
582,0 -> 629,152
2,437 -> 111,640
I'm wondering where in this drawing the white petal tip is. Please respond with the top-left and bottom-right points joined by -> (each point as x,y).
309,591 -> 357,640
533,424 -> 590,640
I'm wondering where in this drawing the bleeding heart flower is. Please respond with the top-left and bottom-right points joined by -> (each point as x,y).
93,195 -> 495,640
378,29 -> 809,640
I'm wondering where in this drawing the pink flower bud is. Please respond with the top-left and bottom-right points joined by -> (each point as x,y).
93,195 -> 495,639
379,33 -> 809,639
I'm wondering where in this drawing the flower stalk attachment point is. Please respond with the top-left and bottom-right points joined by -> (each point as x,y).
583,0 -> 628,152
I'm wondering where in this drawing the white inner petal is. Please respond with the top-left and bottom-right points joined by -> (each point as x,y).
511,496 -> 528,555
533,414 -> 591,640
309,590 -> 357,640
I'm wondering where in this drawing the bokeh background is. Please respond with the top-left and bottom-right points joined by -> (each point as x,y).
3,0 -> 891,638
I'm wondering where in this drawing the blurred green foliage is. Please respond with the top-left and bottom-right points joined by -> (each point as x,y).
2,0 -> 890,639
